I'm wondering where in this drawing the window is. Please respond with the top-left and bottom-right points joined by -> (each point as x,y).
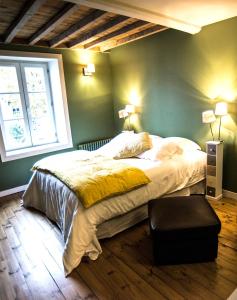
0,51 -> 72,161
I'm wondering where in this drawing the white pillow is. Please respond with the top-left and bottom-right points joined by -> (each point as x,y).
96,131 -> 134,158
138,139 -> 183,161
96,131 -> 152,159
149,134 -> 163,145
163,137 -> 201,151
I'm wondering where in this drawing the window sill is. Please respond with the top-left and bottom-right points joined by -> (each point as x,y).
1,141 -> 73,162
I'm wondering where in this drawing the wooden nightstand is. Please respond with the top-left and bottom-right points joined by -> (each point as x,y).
206,141 -> 223,200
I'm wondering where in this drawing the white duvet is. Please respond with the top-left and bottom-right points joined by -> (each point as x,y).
23,150 -> 206,275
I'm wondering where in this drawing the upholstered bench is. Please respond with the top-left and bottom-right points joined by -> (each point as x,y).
148,195 -> 221,265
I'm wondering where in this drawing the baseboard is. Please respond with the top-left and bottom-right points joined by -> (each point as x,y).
0,184 -> 27,199
223,189 -> 237,201
206,194 -> 223,201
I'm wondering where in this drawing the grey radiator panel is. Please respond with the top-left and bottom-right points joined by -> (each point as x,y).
78,138 -> 112,151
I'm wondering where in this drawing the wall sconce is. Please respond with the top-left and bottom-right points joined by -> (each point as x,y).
202,110 -> 216,141
118,104 -> 136,131
215,102 -> 228,141
118,109 -> 128,119
83,63 -> 95,76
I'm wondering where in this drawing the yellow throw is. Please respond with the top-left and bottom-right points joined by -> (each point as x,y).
33,151 -> 151,208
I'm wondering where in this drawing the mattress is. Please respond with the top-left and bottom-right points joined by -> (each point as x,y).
23,149 -> 206,275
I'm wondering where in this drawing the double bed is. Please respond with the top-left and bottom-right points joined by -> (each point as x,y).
23,137 -> 206,275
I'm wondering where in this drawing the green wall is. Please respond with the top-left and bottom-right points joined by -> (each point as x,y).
0,44 -> 115,191
110,17 -> 237,192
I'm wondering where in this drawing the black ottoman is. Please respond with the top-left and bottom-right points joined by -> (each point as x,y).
148,195 -> 221,265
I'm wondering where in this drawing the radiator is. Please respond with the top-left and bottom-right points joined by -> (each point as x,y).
78,138 -> 112,151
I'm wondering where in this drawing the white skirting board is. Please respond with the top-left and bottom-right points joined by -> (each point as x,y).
0,185 -> 28,199
223,189 -> 237,201
0,185 -> 237,201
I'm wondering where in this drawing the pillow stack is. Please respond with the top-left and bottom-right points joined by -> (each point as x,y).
97,132 -> 201,161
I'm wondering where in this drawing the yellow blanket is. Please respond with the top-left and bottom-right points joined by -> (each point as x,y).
33,151 -> 150,208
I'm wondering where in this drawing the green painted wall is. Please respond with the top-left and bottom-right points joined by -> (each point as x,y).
0,44 -> 115,191
110,17 -> 237,192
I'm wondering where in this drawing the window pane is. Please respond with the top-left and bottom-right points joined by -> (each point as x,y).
28,92 -> 57,145
24,66 -> 46,92
0,94 -> 24,120
3,119 -> 31,150
28,92 -> 49,118
31,117 -> 57,145
0,66 -> 19,93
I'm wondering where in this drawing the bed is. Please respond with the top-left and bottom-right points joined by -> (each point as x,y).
23,136 -> 206,275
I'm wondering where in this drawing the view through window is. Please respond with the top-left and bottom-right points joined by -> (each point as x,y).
0,62 -> 57,151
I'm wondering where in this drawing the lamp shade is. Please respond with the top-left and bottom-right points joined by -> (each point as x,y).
86,63 -> 95,73
215,102 -> 228,116
202,110 -> 216,123
118,109 -> 128,119
125,104 -> 135,114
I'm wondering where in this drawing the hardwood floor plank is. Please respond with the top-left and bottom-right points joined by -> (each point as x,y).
0,238 -> 20,275
11,267 -> 33,300
21,205 -> 97,300
4,225 -> 21,249
0,209 -> 8,226
102,246 -> 167,300
77,260 -> 116,299
0,261 -> 16,300
0,224 -> 6,240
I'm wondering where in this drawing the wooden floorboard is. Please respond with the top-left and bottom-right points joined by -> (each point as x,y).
0,195 -> 236,299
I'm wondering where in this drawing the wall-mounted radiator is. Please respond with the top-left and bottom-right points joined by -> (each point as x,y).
78,138 -> 112,151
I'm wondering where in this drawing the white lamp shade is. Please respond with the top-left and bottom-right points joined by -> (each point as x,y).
202,110 -> 216,123
125,104 -> 135,113
118,109 -> 128,118
215,102 -> 228,116
86,63 -> 95,73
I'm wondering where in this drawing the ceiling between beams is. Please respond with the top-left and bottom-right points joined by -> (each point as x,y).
0,0 -> 167,52
0,0 -> 236,52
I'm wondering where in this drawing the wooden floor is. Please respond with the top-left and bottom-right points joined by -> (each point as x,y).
0,194 -> 237,300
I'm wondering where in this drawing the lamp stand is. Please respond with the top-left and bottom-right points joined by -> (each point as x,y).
126,113 -> 132,131
218,116 -> 222,141
209,123 -> 214,141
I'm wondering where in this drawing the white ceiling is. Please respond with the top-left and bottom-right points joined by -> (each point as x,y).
71,0 -> 237,34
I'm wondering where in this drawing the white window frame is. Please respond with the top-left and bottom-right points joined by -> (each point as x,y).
0,50 -> 73,162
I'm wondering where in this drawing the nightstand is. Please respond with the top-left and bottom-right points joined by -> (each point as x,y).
206,141 -> 223,200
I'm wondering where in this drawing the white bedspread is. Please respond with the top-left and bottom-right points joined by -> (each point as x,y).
23,150 -> 206,275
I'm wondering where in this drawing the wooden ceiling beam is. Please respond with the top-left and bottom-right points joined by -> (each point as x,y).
49,9 -> 107,48
4,0 -> 46,43
100,25 -> 168,52
84,20 -> 148,49
28,3 -> 79,45
68,15 -> 129,48
11,37 -> 49,47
